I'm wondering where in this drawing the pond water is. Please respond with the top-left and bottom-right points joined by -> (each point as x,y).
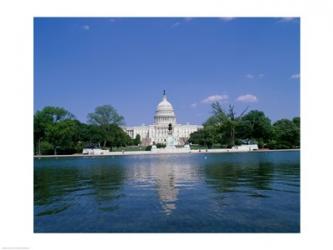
34,151 -> 300,232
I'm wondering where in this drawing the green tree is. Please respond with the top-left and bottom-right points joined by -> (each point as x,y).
133,134 -> 141,145
269,119 -> 299,149
210,102 -> 248,147
107,124 -> 132,150
45,119 -> 80,155
292,117 -> 300,128
238,110 -> 272,147
198,115 -> 222,146
34,112 -> 48,155
188,129 -> 214,148
292,117 -> 300,147
34,106 -> 75,155
80,124 -> 105,147
87,105 -> 124,147
87,105 -> 124,126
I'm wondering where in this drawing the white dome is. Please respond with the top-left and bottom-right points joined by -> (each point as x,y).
154,93 -> 176,125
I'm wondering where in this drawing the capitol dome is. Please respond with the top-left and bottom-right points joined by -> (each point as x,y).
154,92 -> 176,125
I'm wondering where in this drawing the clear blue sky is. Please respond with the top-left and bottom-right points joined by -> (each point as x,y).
34,17 -> 300,126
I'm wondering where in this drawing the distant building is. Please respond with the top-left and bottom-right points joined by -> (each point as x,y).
125,92 -> 202,146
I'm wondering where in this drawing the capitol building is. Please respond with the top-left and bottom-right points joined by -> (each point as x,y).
125,92 -> 202,146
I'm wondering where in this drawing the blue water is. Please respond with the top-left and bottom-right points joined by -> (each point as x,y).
34,151 -> 300,232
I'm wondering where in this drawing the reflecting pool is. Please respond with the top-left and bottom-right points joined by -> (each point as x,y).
34,151 -> 300,232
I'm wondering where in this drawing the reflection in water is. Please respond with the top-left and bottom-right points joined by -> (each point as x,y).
34,161 -> 125,217
204,161 -> 274,193
155,167 -> 178,215
89,165 -> 124,211
34,167 -> 79,216
34,151 -> 300,232
34,167 -> 78,206
127,156 -> 201,215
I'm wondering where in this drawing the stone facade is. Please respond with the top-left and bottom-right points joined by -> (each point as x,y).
125,93 -> 202,146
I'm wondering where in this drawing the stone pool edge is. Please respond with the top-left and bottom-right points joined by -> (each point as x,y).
34,149 -> 300,158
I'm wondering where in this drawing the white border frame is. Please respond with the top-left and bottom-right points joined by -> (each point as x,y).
1,0 -> 333,249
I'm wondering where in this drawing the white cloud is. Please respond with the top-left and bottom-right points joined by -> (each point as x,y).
184,17 -> 193,22
82,25 -> 90,30
291,73 -> 300,79
201,94 -> 229,104
246,74 -> 254,79
236,94 -> 258,103
171,22 -> 181,28
246,73 -> 264,79
278,17 -> 297,23
218,17 -> 236,22
190,103 -> 197,108
170,18 -> 193,28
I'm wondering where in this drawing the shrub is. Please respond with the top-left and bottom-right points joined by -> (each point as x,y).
39,141 -> 53,155
156,143 -> 166,148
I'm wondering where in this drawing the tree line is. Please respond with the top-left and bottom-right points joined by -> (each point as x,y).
34,102 -> 300,155
188,102 -> 300,149
34,105 -> 140,155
